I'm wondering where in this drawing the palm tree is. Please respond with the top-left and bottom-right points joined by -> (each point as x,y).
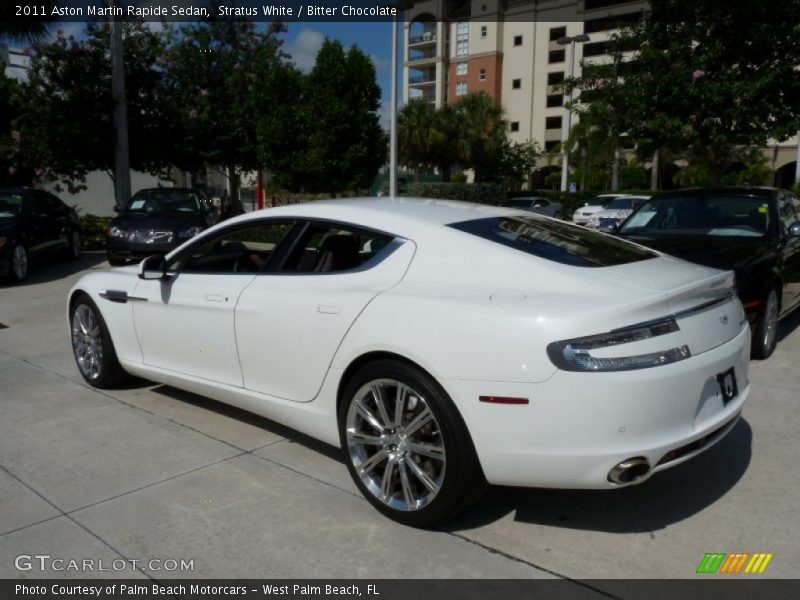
0,2 -> 59,46
398,99 -> 447,182
450,92 -> 507,182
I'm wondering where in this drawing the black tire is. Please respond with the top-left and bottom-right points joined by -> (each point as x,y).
9,243 -> 29,282
553,211 -> 562,220
751,288 -> 779,360
69,294 -> 128,388
107,256 -> 127,267
66,229 -> 82,261
339,359 -> 486,527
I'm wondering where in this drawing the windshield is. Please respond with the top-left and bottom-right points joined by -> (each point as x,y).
619,194 -> 771,238
449,215 -> 656,267
0,192 -> 24,218
125,190 -> 202,214
606,197 -> 632,210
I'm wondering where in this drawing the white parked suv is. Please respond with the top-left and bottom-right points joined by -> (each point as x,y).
572,194 -> 631,226
587,195 -> 652,231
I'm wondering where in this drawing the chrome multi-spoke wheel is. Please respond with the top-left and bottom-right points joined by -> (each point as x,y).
72,304 -> 103,380
69,230 -> 82,259
11,244 -> 28,281
753,289 -> 779,359
340,360 -> 485,526
69,296 -> 127,388
346,379 -> 446,511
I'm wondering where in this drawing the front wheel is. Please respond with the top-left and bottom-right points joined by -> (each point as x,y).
9,243 -> 29,282
752,288 -> 779,359
70,295 -> 128,388
66,229 -> 82,260
339,360 -> 486,527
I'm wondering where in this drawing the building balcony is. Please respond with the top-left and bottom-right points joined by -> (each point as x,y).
406,50 -> 438,65
409,32 -> 437,48
408,75 -> 437,86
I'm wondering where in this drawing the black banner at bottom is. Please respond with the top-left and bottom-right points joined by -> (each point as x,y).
3,579 -> 799,600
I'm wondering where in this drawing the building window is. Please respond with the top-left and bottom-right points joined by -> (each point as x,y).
481,25 -> 487,38
479,68 -> 486,81
547,72 -> 565,86
549,26 -> 566,42
544,140 -> 560,152
546,94 -> 563,108
456,82 -> 468,96
510,121 -> 520,132
582,41 -> 614,58
514,35 -> 523,46
549,49 -> 565,64
512,78 -> 521,89
546,116 -> 563,129
456,62 -> 467,76
456,21 -> 469,57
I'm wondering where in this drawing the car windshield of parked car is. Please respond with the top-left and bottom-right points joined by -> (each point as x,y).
504,199 -> 533,208
125,190 -> 202,214
605,197 -> 632,210
619,194 -> 770,238
449,215 -> 656,267
0,192 -> 23,218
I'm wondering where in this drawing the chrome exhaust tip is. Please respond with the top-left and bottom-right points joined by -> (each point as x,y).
608,457 -> 651,485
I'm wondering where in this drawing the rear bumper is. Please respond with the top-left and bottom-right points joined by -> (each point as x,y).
445,323 -> 751,489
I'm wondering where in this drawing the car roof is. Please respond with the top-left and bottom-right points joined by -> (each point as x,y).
662,186 -> 777,196
229,197 -> 521,232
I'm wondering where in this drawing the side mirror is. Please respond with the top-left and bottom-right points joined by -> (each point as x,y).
789,221 -> 800,237
138,255 -> 167,280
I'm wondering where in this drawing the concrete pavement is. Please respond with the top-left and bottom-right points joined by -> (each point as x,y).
0,253 -> 797,582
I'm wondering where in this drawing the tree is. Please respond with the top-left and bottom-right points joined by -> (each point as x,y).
161,20 -> 288,206
450,92 -> 508,182
257,39 -> 387,197
570,0 -> 800,184
398,99 -> 447,181
0,2 -> 58,45
7,23 -> 170,192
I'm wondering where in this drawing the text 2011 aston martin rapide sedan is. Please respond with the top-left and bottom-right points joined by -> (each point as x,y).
67,198 -> 750,526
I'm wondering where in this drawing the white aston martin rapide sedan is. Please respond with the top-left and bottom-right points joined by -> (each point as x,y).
68,198 -> 750,526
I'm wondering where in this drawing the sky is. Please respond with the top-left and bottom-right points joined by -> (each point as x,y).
45,20 -> 399,129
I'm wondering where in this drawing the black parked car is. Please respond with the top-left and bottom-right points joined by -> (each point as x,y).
616,187 -> 800,359
107,188 -> 217,266
0,187 -> 81,282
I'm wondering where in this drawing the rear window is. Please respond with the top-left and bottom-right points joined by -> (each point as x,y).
449,215 -> 656,267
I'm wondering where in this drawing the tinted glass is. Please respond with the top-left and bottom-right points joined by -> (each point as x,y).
619,193 -> 771,238
282,223 -> 394,273
170,221 -> 295,274
126,189 -> 203,214
606,197 -> 632,210
504,199 -> 533,208
449,215 -> 656,267
0,191 -> 24,217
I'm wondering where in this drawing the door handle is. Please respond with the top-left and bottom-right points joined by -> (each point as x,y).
206,294 -> 225,303
317,305 -> 341,315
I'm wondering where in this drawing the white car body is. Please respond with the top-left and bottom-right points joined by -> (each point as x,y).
586,195 -> 652,229
572,193 -> 631,225
67,198 -> 750,521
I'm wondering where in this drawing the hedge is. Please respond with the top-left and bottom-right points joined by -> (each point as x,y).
78,215 -> 112,251
404,182 -> 506,205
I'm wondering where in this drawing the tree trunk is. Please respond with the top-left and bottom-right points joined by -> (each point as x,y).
707,148 -> 721,185
610,141 -> 620,191
650,149 -> 659,191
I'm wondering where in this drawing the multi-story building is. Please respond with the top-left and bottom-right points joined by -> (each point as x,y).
402,0 -> 799,188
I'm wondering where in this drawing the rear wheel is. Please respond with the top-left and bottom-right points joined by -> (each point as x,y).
553,211 -> 562,220
752,288 -> 779,359
70,295 -> 128,388
339,359 -> 486,527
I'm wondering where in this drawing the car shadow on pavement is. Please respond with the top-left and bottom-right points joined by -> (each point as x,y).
150,384 -> 345,462
0,251 -> 108,288
776,308 -> 800,344
447,418 -> 752,534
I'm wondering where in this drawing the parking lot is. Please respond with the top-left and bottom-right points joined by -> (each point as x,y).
1,253 -> 798,581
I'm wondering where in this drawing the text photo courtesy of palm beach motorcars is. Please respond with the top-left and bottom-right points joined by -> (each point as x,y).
1,0 -> 800,592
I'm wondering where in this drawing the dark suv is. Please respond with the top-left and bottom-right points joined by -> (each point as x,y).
0,187 -> 81,282
106,188 -> 217,266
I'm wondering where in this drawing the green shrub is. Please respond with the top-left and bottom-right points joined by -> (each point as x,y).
78,215 -> 112,251
405,182 -> 505,205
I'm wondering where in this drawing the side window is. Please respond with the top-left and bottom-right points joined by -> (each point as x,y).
28,192 -> 51,215
281,222 -> 393,274
169,221 -> 295,274
778,194 -> 797,233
